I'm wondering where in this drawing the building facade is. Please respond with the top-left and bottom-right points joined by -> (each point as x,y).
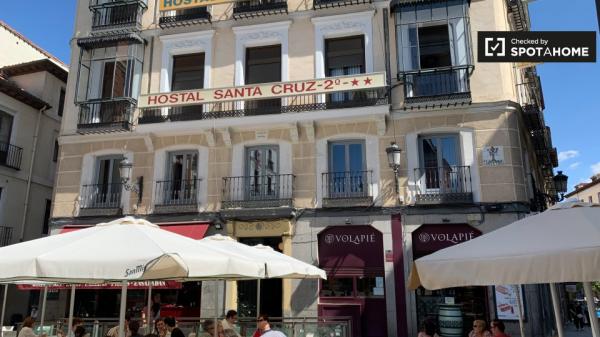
565,174 -> 600,203
0,20 -> 67,325
51,0 -> 559,337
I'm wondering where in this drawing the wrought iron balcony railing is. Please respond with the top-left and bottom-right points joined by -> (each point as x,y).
159,7 -> 211,28
0,142 -> 23,170
322,170 -> 373,207
80,183 -> 122,209
77,98 -> 135,133
233,0 -> 287,19
222,174 -> 294,209
313,0 -> 371,9
138,88 -> 387,124
155,179 -> 200,206
90,2 -> 144,32
414,166 -> 473,204
401,65 -> 473,105
0,226 -> 12,247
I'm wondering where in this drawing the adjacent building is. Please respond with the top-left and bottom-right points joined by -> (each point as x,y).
565,174 -> 600,203
0,20 -> 67,325
50,0 -> 561,337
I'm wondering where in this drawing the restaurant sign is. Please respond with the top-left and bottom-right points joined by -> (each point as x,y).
159,0 -> 233,12
138,72 -> 386,109
17,280 -> 182,290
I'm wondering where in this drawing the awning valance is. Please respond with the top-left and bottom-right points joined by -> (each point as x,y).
60,222 -> 210,240
77,33 -> 145,49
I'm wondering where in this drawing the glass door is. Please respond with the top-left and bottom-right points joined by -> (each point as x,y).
245,146 -> 279,201
328,141 -> 366,198
95,156 -> 122,207
167,151 -> 198,204
419,135 -> 460,194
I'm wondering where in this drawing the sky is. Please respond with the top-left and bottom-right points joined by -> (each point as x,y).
0,0 -> 598,191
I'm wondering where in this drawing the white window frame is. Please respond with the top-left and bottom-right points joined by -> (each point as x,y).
160,30 -> 215,93
312,11 -> 375,79
315,133 -> 380,207
152,145 -> 208,212
406,128 -> 480,203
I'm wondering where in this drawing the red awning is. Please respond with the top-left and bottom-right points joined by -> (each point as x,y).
60,222 -> 210,240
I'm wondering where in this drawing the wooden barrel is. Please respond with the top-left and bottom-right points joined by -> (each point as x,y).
438,304 -> 463,337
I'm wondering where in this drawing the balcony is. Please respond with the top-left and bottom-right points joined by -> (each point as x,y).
233,0 -> 287,19
313,0 -> 371,9
0,142 -> 23,170
222,174 -> 294,209
322,170 -> 373,207
401,65 -> 473,107
517,70 -> 545,131
414,166 -> 473,204
159,7 -> 211,28
77,98 -> 135,133
89,0 -> 146,34
154,179 -> 201,213
80,183 -> 122,216
0,226 -> 12,247
139,88 -> 387,124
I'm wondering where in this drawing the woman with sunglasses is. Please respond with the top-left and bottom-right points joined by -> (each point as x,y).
469,320 -> 492,337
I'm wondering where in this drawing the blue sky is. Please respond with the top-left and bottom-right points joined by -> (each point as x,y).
0,0 -> 598,191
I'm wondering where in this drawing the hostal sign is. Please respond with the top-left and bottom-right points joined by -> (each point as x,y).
138,72 -> 386,109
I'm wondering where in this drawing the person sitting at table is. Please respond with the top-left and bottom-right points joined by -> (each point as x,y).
74,326 -> 87,337
17,317 -> 46,337
106,314 -> 131,337
163,317 -> 184,337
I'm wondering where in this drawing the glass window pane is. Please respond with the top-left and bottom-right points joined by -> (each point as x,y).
331,144 -> 346,173
246,45 -> 281,84
321,278 -> 353,297
357,276 -> 384,297
421,138 -> 438,168
440,136 -> 459,166
0,111 -> 14,144
431,1 -> 447,21
418,25 -> 452,69
399,5 -> 416,23
172,53 -> 205,91
348,143 -> 364,172
416,3 -> 431,22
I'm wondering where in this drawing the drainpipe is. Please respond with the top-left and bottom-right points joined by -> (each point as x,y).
383,7 -> 392,104
19,105 -> 48,242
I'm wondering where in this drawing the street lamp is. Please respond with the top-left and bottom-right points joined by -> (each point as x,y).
386,142 -> 402,195
553,170 -> 568,202
119,158 -> 143,205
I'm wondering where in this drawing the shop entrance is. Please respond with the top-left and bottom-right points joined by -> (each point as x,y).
237,237 -> 283,318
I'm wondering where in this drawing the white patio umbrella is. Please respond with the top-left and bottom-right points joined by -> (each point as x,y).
0,217 -> 267,337
409,202 -> 600,337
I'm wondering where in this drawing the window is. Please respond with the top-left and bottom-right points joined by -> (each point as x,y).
166,151 -> 198,203
325,36 -> 365,103
90,156 -> 123,208
589,196 -> 593,203
245,146 -> 279,200
394,0 -> 471,97
58,89 -> 65,117
328,140 -> 367,197
419,134 -> 462,192
0,111 -> 14,165
357,276 -> 385,297
321,277 -> 353,297
53,139 -> 59,162
171,53 -> 205,117
42,199 -> 51,235
597,193 -> 600,203
245,45 -> 281,115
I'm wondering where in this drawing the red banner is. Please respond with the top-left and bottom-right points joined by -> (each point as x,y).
17,280 -> 182,290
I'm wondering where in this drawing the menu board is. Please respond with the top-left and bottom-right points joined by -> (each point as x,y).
494,285 -> 526,321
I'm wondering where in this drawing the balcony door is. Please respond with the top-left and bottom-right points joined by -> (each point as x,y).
325,36 -> 365,104
245,146 -> 279,201
245,45 -> 281,115
419,135 -> 462,194
0,111 -> 13,165
94,156 -> 123,208
171,53 -> 205,119
328,141 -> 366,198
166,151 -> 198,204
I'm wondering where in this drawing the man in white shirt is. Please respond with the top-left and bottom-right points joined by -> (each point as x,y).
220,310 -> 240,337
256,315 -> 286,337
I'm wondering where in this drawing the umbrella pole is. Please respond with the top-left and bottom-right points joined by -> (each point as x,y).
214,281 -> 218,337
146,286 -> 152,334
256,279 -> 261,319
40,286 -> 48,331
514,285 -> 526,337
118,281 -> 128,337
68,285 -> 76,337
550,283 -> 564,337
1,284 -> 7,337
583,282 -> 600,337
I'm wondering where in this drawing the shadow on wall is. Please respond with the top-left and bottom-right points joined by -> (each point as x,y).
290,278 -> 319,315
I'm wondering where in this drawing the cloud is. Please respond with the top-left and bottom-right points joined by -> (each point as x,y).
568,162 -> 581,170
592,162 -> 600,175
558,150 -> 579,162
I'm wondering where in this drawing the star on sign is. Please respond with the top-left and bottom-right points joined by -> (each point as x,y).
351,79 -> 359,86
364,77 -> 372,85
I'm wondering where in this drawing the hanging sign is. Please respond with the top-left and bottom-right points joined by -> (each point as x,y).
138,72 -> 386,108
159,0 -> 234,11
493,284 -> 527,321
